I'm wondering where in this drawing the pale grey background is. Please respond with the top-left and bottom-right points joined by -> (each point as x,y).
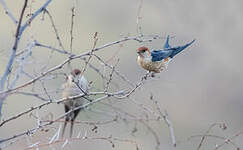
0,0 -> 243,149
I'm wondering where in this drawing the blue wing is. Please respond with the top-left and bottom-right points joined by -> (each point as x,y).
151,36 -> 195,62
151,50 -> 173,62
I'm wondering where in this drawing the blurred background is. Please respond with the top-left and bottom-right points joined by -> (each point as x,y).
0,0 -> 243,149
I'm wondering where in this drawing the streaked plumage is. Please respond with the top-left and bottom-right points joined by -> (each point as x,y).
61,69 -> 88,137
137,36 -> 195,73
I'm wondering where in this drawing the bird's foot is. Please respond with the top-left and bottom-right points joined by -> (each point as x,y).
151,73 -> 156,78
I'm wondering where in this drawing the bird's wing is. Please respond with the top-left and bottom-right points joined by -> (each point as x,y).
151,50 -> 173,62
151,39 -> 195,62
79,76 -> 88,93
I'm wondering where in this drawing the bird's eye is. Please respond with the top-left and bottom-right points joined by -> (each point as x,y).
142,50 -> 146,52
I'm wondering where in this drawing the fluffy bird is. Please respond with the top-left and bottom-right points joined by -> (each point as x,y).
61,69 -> 88,137
137,36 -> 195,73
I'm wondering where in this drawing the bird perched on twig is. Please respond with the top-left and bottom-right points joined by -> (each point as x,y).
137,36 -> 195,73
61,69 -> 89,137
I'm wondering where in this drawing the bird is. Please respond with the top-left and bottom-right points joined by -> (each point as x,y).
61,69 -> 89,137
137,36 -> 195,73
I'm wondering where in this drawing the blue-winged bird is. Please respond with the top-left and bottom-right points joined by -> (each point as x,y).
137,36 -> 195,73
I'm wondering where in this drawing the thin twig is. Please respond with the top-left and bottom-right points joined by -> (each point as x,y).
0,0 -> 18,24
0,0 -> 52,120
188,134 -> 239,149
23,135 -> 139,150
70,7 -> 75,53
136,0 -> 143,36
1,35 -> 154,95
0,0 -> 29,120
196,123 -> 226,150
150,94 -> 176,147
104,59 -> 119,92
81,32 -> 98,74
93,54 -> 134,87
0,91 -> 124,128
214,131 -> 243,150
43,9 -> 65,50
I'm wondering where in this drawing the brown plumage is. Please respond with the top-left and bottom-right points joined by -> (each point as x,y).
137,47 -> 170,73
61,69 -> 88,137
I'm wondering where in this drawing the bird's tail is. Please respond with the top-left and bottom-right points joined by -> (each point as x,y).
62,116 -> 69,138
163,35 -> 171,49
62,105 -> 70,138
169,39 -> 195,58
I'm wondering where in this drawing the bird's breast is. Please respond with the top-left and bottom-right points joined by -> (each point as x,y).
62,82 -> 85,107
137,56 -> 170,73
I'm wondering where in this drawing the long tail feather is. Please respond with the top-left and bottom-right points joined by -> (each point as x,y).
164,35 -> 171,49
70,120 -> 74,138
170,39 -> 195,58
62,105 -> 70,138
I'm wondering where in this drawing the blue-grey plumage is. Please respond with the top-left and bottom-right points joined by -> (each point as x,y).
163,35 -> 171,49
137,36 -> 195,73
151,36 -> 195,62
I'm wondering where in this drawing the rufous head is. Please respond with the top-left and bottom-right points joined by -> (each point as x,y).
137,46 -> 150,57
71,69 -> 81,77
67,69 -> 82,83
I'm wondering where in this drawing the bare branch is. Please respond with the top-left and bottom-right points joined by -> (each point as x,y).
104,59 -> 119,92
150,94 -> 176,147
0,0 -> 52,120
0,0 -> 29,120
23,135 -> 139,150
1,35 -> 161,95
0,91 -> 124,128
70,7 -> 75,53
81,32 -> 98,74
43,9 -> 65,50
0,0 -> 18,24
196,123 -> 225,150
136,0 -> 143,36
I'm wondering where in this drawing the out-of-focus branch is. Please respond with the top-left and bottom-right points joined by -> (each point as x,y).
104,59 -> 119,92
43,9 -> 65,50
0,0 -> 29,120
8,40 -> 36,89
0,91 -> 124,128
101,100 -> 161,150
0,70 -> 155,144
0,94 -> 113,143
150,94 -> 176,147
136,0 -> 143,36
24,135 -> 139,150
70,7 -> 75,53
0,0 -> 52,120
188,134 -> 239,150
93,54 -> 134,87
0,0 -> 18,24
196,123 -> 225,150
214,131 -> 243,150
0,35 -> 161,95
81,32 -> 98,74
20,0 -> 52,36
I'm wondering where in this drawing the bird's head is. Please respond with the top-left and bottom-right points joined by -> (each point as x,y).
67,69 -> 82,83
137,46 -> 150,58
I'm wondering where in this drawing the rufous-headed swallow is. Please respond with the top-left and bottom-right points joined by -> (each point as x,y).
137,36 -> 195,73
61,69 -> 88,137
